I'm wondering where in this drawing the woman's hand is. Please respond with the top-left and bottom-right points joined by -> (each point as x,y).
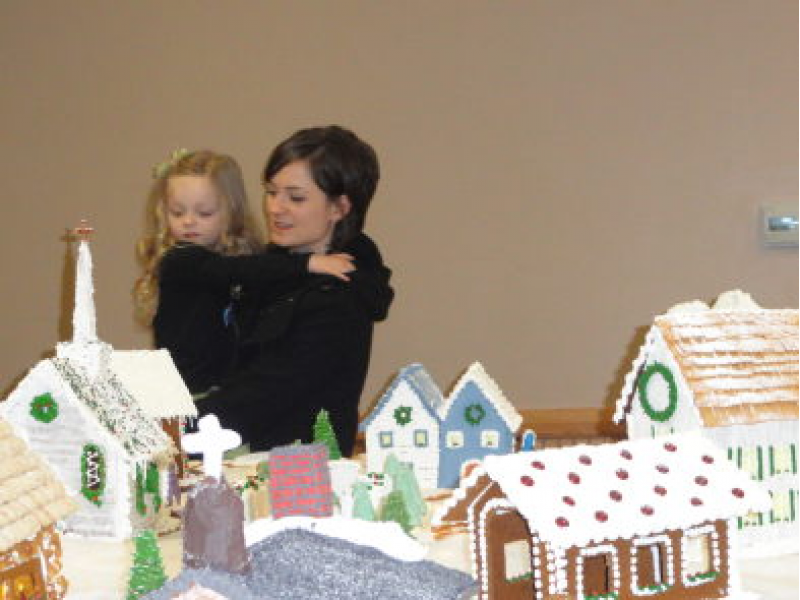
308,253 -> 355,281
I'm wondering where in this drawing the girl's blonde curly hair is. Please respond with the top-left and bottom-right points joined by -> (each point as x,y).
134,150 -> 263,324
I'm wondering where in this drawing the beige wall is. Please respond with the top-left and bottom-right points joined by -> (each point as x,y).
1,2 -> 797,414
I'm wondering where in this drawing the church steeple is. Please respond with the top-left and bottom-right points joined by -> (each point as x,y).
56,221 -> 111,380
72,221 -> 98,345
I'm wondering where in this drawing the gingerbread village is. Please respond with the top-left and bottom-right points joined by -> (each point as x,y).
0,232 -> 796,599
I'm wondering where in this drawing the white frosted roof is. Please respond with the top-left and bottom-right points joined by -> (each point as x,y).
111,349 -> 196,418
483,432 -> 770,549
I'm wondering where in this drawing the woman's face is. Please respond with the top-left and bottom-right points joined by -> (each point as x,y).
263,160 -> 348,253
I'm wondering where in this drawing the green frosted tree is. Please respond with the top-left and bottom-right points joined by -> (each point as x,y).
384,454 -> 426,528
381,489 -> 412,534
126,529 -> 167,599
352,481 -> 375,521
313,409 -> 342,460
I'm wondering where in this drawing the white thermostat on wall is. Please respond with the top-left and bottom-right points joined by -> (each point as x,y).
760,203 -> 799,247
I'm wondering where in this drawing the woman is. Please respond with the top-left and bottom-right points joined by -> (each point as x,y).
198,126 -> 394,456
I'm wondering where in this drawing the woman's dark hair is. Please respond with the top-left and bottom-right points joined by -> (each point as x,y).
263,125 -> 380,250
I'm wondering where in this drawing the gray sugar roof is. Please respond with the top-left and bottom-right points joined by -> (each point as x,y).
144,528 -> 475,600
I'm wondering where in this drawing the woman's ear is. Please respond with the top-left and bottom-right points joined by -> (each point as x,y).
333,195 -> 351,221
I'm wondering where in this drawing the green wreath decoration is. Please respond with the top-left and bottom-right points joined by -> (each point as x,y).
465,403 -> 486,426
393,405 -> 413,426
30,392 -> 59,423
638,362 -> 678,423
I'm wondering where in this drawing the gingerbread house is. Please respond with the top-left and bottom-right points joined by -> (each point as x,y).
437,362 -> 522,488
360,363 -> 444,489
1,236 -> 177,539
0,417 -> 77,600
434,433 -> 770,600
612,290 -> 798,554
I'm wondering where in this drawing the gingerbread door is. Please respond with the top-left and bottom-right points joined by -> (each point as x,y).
484,505 -> 535,600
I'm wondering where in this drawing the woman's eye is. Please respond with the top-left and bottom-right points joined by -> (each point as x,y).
289,195 -> 305,203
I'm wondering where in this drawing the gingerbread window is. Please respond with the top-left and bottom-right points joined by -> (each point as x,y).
682,527 -> 719,586
445,431 -> 464,449
633,537 -> 673,594
503,539 -> 533,583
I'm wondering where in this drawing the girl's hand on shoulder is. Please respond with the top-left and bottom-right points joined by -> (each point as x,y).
308,253 -> 355,281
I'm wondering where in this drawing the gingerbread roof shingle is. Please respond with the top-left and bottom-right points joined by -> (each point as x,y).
0,418 -> 77,552
655,309 -> 798,426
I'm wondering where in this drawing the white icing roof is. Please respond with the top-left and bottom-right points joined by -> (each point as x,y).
111,349 -> 196,418
439,362 -> 522,432
482,432 -> 770,549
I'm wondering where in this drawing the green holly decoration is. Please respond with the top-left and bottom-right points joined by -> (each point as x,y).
313,409 -> 342,460
393,405 -> 413,426
81,443 -> 106,506
464,403 -> 486,426
145,463 -> 161,512
638,362 -> 679,423
135,464 -> 147,516
30,392 -> 59,423
126,529 -> 167,599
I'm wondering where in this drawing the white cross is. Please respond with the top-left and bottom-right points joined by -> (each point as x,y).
182,414 -> 241,480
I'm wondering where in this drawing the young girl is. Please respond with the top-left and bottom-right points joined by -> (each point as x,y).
134,149 -> 354,395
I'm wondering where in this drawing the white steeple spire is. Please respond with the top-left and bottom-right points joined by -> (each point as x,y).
56,221 -> 111,380
73,235 -> 98,344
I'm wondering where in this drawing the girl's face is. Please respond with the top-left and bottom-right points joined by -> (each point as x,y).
165,175 -> 226,249
263,160 -> 349,253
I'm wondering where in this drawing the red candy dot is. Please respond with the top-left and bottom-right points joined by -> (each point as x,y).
641,505 -> 654,516
595,511 -> 608,522
702,455 -> 714,464
520,475 -> 534,487
656,464 -> 669,474
563,496 -> 575,506
664,442 -> 677,452
568,473 -> 581,484
579,455 -> 592,465
531,461 -> 545,470
695,476 -> 708,486
620,449 -> 633,460
616,469 -> 629,480
610,490 -> 623,502
732,488 -> 745,498
691,497 -> 703,506
556,517 -> 569,528
654,485 -> 667,496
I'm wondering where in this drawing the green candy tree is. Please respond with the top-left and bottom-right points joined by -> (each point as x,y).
126,529 -> 167,599
313,409 -> 342,460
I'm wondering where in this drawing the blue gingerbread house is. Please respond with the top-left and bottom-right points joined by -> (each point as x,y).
437,362 -> 522,488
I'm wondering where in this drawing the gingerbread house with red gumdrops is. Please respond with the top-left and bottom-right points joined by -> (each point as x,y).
433,432 -> 769,600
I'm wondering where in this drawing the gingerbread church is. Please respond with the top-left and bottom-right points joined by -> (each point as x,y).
1,229 -> 195,539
